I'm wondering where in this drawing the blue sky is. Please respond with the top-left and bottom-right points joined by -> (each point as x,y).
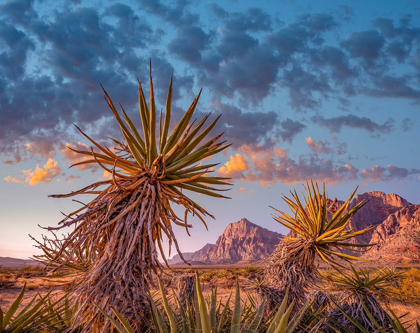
0,0 -> 419,259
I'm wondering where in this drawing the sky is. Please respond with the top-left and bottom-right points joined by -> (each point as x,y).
0,0 -> 419,259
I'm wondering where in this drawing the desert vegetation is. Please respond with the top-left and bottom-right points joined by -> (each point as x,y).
1,69 -> 419,332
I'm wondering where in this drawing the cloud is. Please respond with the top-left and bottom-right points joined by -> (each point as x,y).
312,114 -> 394,135
401,118 -> 413,132
277,119 -> 306,143
218,154 -> 248,178
341,30 -> 385,63
280,65 -> 332,110
61,142 -> 99,171
0,1 -> 190,162
99,170 -> 112,181
233,186 -> 255,196
297,13 -> 337,32
305,137 -> 331,154
331,136 -> 348,155
219,145 -> 420,186
309,46 -> 357,81
212,102 -> 279,148
168,26 -> 211,64
0,1 -> 420,166
360,164 -> 420,182
221,7 -> 272,32
223,145 -> 359,185
3,175 -> 24,183
22,158 -> 62,186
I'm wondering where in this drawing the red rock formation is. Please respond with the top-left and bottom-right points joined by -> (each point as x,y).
349,191 -> 411,244
168,218 -> 282,265
364,205 -> 420,261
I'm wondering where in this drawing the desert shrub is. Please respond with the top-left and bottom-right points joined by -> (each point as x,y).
388,267 -> 420,305
26,283 -> 39,290
0,276 -> 15,289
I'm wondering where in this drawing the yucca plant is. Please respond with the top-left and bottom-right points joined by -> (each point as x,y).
324,296 -> 415,333
0,283 -> 76,332
33,66 -> 231,331
99,273 -> 312,333
323,266 -> 402,332
263,180 -> 375,304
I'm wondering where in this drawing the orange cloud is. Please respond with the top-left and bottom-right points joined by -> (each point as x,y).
22,158 -> 62,186
62,142 -> 98,171
99,170 -> 112,181
218,154 -> 248,178
3,175 -> 24,183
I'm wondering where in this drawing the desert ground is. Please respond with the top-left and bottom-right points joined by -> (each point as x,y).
1,262 -> 420,332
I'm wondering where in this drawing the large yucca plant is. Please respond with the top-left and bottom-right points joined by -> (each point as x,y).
33,66 -> 231,331
264,180 -> 375,304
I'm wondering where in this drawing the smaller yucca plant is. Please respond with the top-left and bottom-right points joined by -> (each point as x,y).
324,266 -> 402,299
264,180 -> 375,303
324,266 -> 402,332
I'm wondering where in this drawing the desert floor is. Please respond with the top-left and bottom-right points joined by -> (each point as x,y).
1,265 -> 420,332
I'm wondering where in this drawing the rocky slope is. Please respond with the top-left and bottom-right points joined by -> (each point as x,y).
325,191 -> 419,262
168,218 -> 282,265
349,191 -> 411,244
364,204 -> 420,261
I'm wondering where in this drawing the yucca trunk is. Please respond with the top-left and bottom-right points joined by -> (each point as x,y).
263,239 -> 319,306
326,292 -> 392,332
64,178 -> 178,331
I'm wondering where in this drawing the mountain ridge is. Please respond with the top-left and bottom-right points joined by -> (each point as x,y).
168,218 -> 282,265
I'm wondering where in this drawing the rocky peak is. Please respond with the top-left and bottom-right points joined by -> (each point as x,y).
168,218 -> 282,265
349,191 -> 411,244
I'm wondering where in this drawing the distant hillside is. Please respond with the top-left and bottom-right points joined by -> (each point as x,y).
168,218 -> 282,265
0,257 -> 36,269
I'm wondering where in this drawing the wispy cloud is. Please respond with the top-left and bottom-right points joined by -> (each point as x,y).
3,175 -> 24,183
312,114 -> 394,135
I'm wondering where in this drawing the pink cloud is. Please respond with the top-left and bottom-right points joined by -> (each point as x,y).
305,137 -> 331,154
61,142 -> 99,171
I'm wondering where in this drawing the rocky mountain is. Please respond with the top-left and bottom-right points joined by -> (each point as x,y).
349,191 -> 411,244
364,204 -> 420,261
324,191 -> 419,262
167,191 -> 420,265
168,218 -> 282,265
